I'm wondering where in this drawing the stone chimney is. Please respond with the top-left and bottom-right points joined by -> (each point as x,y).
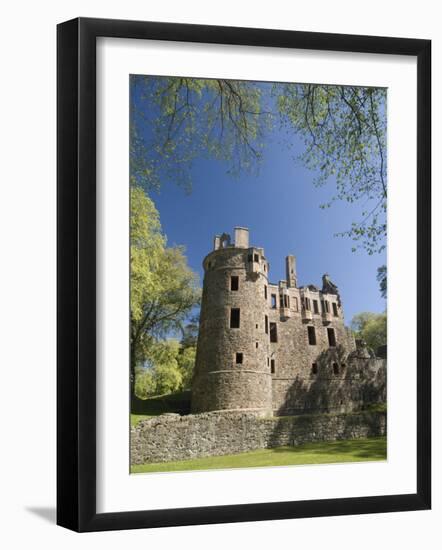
234,227 -> 249,248
286,255 -> 297,287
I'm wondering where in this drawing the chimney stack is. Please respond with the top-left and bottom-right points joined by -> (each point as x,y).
286,255 -> 297,287
234,227 -> 249,248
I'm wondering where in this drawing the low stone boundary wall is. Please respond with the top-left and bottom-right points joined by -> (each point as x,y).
131,410 -> 386,465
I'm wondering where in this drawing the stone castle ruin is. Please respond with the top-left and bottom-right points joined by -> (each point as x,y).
131,227 -> 387,466
191,227 -> 386,417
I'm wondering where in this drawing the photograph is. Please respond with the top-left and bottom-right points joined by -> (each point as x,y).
0,0 -> 434,542
129,75 -> 388,474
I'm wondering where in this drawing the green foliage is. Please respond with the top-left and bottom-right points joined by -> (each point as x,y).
149,340 -> 182,395
361,314 -> 387,351
130,76 -> 271,191
177,346 -> 196,391
277,85 -> 387,255
351,311 -> 387,352
134,366 -> 155,400
131,76 -> 387,256
130,185 -> 200,397
179,316 -> 199,349
153,363 -> 183,396
351,312 -> 378,333
134,337 -> 197,398
130,185 -> 165,323
377,265 -> 387,298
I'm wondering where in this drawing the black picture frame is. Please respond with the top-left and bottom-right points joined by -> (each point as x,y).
57,17 -> 431,532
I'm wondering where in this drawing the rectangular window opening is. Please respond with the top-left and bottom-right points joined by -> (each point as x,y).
332,362 -> 339,375
254,253 -> 259,262
327,327 -> 336,347
308,326 -> 316,345
230,308 -> 240,329
271,294 -> 277,309
311,362 -> 318,375
255,342 -> 259,349
270,322 -> 278,343
264,285 -> 268,299
236,352 -> 243,364
293,297 -> 298,311
270,359 -> 275,374
230,275 -> 239,291
313,300 -> 319,314
332,302 -> 338,316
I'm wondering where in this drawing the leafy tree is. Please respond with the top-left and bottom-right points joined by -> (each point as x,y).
179,315 -> 199,349
361,314 -> 387,352
130,185 -> 165,322
134,366 -> 155,399
351,311 -> 387,352
153,363 -> 183,395
377,265 -> 387,299
177,346 -> 196,391
277,84 -> 386,255
131,76 -> 386,256
149,340 -> 183,395
351,312 -> 378,333
130,186 -> 200,398
134,340 -> 191,398
130,76 -> 270,192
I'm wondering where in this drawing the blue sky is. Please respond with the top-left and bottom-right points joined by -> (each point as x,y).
134,79 -> 387,325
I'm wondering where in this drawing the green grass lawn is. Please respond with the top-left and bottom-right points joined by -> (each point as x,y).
131,436 -> 386,474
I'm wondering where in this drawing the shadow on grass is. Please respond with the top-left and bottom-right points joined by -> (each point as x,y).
271,437 -> 386,460
131,390 -> 191,416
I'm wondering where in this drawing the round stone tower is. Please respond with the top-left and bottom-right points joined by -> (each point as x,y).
191,227 -> 273,415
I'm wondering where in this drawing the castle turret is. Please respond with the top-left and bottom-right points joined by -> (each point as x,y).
191,228 -> 273,415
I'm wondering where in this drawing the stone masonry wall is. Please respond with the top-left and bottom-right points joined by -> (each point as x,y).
273,356 -> 387,415
131,410 -> 386,465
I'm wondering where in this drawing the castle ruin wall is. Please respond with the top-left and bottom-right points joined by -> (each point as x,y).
131,410 -> 386,465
